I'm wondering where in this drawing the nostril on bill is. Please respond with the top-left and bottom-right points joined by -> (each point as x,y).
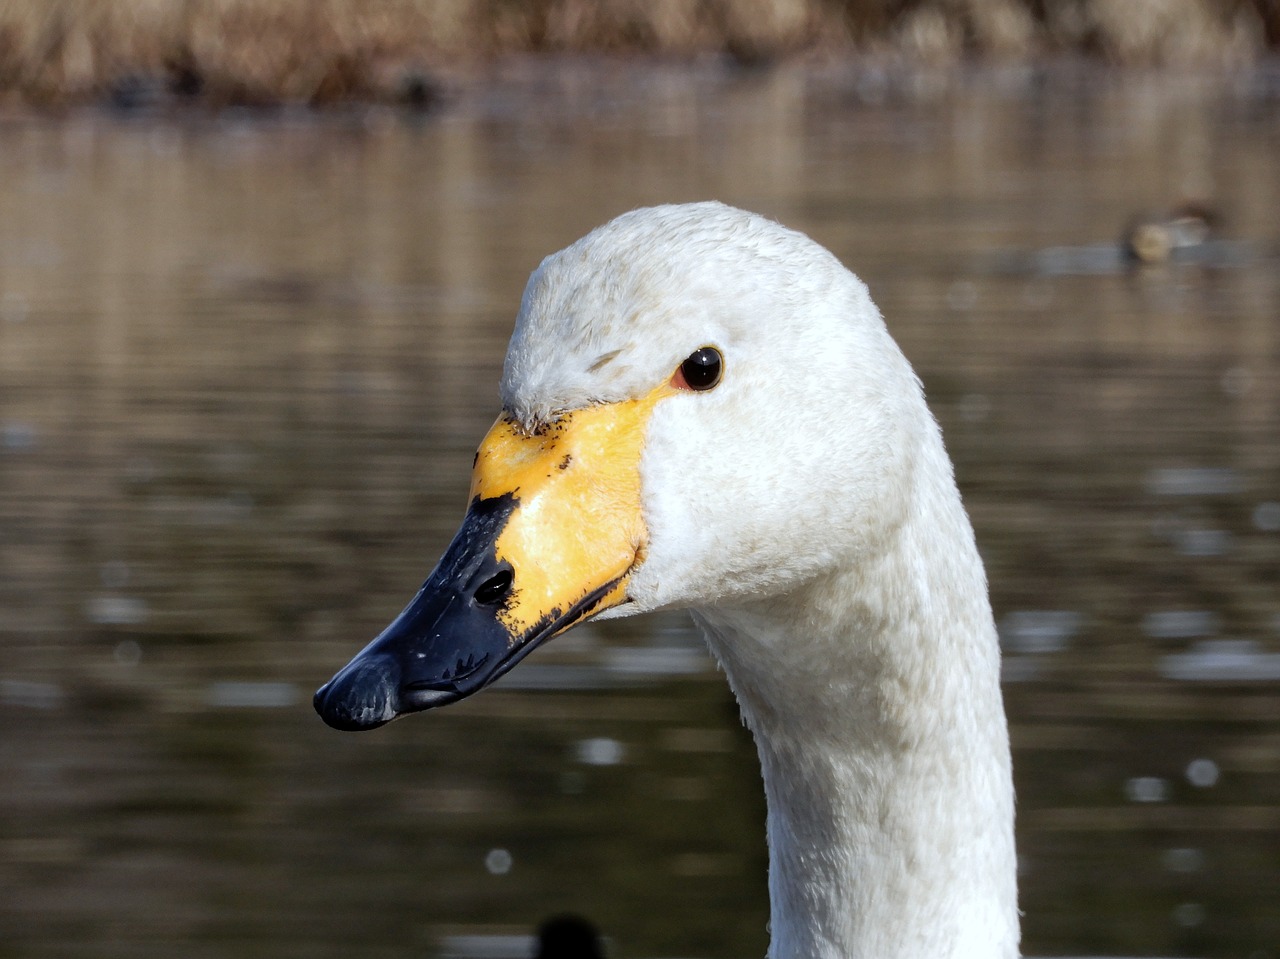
473,567 -> 513,606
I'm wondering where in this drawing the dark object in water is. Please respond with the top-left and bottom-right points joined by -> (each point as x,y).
534,915 -> 604,959
399,69 -> 443,110
106,73 -> 166,112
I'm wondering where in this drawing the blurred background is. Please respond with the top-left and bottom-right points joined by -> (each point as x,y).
1,3 -> 1279,959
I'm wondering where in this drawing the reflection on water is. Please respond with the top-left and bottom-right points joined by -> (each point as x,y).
1,65 -> 1278,959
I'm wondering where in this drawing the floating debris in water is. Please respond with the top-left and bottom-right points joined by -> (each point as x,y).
0,679 -> 64,710
1159,640 -> 1280,681
206,681 -> 300,708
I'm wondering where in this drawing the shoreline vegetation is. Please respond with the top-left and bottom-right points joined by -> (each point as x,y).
1,0 -> 1278,108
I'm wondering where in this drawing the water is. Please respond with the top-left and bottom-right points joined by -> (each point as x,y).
1,63 -> 1278,959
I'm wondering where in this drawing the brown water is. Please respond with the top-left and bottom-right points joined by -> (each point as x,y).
1,62 -> 1278,959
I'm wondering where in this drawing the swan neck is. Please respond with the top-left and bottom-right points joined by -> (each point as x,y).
693,496 -> 1018,959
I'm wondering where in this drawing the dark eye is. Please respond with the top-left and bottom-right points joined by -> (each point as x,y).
674,347 -> 723,392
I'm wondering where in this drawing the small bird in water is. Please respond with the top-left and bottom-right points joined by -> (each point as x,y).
1121,202 -> 1220,264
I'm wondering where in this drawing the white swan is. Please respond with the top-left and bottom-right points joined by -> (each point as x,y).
315,202 -> 1019,959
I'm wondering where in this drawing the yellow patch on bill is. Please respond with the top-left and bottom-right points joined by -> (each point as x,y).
469,383 -> 674,640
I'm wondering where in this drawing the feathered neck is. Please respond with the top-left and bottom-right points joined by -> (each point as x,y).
691,425 -> 1019,959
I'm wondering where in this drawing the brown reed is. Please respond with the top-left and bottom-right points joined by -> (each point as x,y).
0,0 -> 1275,107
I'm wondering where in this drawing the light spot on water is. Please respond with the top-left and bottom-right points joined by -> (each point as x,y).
1159,640 -> 1280,681
484,848 -> 512,875
575,737 -> 625,766
1142,610 -> 1218,640
2,422 -> 37,451
1186,757 -> 1219,788
1253,501 -> 1280,532
0,679 -> 64,710
86,595 -> 149,626
1125,776 -> 1169,803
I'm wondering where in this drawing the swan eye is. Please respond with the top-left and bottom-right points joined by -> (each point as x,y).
673,347 -> 723,392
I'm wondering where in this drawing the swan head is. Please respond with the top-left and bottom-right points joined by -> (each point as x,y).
315,202 -> 931,730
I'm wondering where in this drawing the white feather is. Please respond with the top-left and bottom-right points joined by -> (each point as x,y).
503,202 -> 1018,959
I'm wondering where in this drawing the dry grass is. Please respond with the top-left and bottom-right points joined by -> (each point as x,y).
0,0 -> 1276,107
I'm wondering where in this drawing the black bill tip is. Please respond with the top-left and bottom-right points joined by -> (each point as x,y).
313,652 -> 403,731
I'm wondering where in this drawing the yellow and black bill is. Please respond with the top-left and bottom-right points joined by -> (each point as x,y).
313,398 -> 655,732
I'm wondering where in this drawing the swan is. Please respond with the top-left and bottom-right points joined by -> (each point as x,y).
314,202 -> 1019,959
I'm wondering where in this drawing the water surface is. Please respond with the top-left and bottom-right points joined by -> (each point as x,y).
1,63 -> 1278,959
